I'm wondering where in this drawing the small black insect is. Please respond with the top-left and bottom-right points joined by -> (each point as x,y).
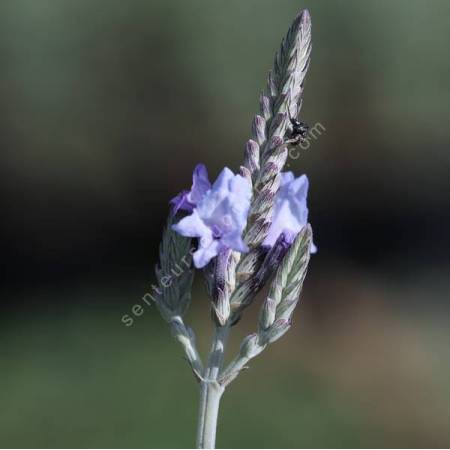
288,116 -> 309,145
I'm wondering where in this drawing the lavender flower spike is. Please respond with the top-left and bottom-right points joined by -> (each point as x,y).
170,163 -> 211,214
173,167 -> 251,268
153,10 -> 315,448
264,171 -> 317,252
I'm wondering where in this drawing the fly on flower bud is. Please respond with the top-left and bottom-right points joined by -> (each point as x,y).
286,115 -> 309,146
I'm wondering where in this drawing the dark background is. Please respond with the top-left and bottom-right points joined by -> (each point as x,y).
1,0 -> 449,447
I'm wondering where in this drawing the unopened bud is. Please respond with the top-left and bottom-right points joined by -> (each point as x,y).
236,247 -> 267,282
230,277 -> 259,310
252,114 -> 266,145
259,162 -> 279,185
269,112 -> 288,138
276,298 -> 298,323
263,319 -> 291,344
245,219 -> 271,247
259,93 -> 271,121
267,70 -> 277,97
239,333 -> 264,359
269,135 -> 284,150
239,166 -> 252,185
259,297 -> 277,330
244,139 -> 260,174
251,189 -> 275,216
256,231 -> 294,283
212,291 -> 231,326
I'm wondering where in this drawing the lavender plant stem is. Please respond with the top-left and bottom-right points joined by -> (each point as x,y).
196,325 -> 230,449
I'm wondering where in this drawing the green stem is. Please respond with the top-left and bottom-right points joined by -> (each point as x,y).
196,325 -> 230,449
196,381 -> 224,449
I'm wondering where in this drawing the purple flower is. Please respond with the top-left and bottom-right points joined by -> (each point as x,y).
264,172 -> 317,252
170,164 -> 211,214
173,167 -> 252,268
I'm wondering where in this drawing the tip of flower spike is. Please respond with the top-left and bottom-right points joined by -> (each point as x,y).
294,9 -> 311,30
301,9 -> 311,23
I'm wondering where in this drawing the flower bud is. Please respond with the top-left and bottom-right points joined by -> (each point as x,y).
252,114 -> 266,145
267,70 -> 277,97
256,231 -> 293,284
245,219 -> 271,247
276,298 -> 298,323
244,139 -> 260,177
258,162 -> 279,185
236,247 -> 267,282
269,135 -> 284,150
251,189 -> 275,216
259,93 -> 271,121
259,297 -> 277,330
212,291 -> 231,326
239,166 -> 252,186
239,333 -> 264,359
211,250 -> 233,326
229,277 -> 259,310
263,319 -> 291,344
269,112 -> 288,138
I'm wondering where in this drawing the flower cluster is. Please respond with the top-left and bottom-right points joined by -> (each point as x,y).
172,165 -> 252,268
171,164 -> 314,268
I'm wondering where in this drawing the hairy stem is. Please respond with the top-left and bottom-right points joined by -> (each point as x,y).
196,325 -> 230,448
196,381 -> 224,449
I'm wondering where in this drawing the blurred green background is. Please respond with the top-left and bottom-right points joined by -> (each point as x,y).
1,0 -> 450,447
